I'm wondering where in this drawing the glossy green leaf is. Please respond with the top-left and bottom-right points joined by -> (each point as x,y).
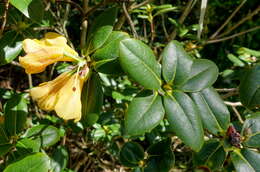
119,142 -> 144,167
25,125 -> 60,147
88,26 -> 113,53
88,7 -> 118,38
16,138 -> 40,156
86,7 -> 118,51
241,148 -> 260,172
81,73 -> 103,126
163,91 -> 204,151
9,0 -> 43,22
242,113 -> 260,148
0,144 -> 13,157
190,87 -> 230,134
231,151 -> 255,172
144,138 -> 175,172
119,39 -> 162,90
206,146 -> 226,170
125,91 -> 164,136
162,41 -> 193,85
4,153 -> 50,172
51,146 -> 69,172
93,31 -> 129,74
179,59 -> 219,92
193,139 -> 219,165
227,54 -> 245,67
239,64 -> 260,109
9,0 -> 33,17
0,31 -> 23,65
201,87 -> 230,131
4,94 -> 28,136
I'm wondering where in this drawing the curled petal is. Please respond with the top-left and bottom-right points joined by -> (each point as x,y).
19,32 -> 78,74
55,74 -> 84,122
30,72 -> 71,111
30,72 -> 84,121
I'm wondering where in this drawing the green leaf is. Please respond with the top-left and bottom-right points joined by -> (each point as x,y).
163,91 -> 204,151
193,140 -> 220,166
190,87 -> 230,134
86,7 -> 118,50
92,31 -> 129,74
25,125 -> 60,147
239,64 -> 260,109
16,138 -> 40,156
0,124 -> 9,144
88,7 -> 118,37
178,59 -> 219,92
51,146 -> 69,172
4,93 -> 28,136
194,139 -> 226,170
162,41 -> 193,85
81,73 -> 103,126
0,31 -> 23,66
4,153 -> 50,172
206,146 -> 226,170
119,142 -> 144,167
231,151 -> 255,172
125,91 -> 164,136
0,144 -> 13,157
88,26 -> 113,53
9,0 -> 44,22
241,148 -> 260,172
242,112 -> 260,148
9,0 -> 33,17
27,0 -> 44,23
119,39 -> 162,90
227,54 -> 245,67
144,138 -> 175,172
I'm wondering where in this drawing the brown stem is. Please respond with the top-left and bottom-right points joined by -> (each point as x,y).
210,0 -> 246,39
0,0 -> 9,37
56,0 -> 84,15
217,6 -> 260,38
205,26 -> 260,44
122,2 -> 138,38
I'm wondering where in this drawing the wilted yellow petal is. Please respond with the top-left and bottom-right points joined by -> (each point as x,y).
54,74 -> 84,122
30,72 -> 72,111
19,32 -> 78,74
30,72 -> 85,121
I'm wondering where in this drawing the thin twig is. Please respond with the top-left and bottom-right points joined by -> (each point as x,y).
205,26 -> 260,44
122,2 -> 138,38
169,0 -> 196,41
231,106 -> 244,124
85,0 -> 107,17
0,0 -> 10,37
129,0 -> 154,10
210,0 -> 247,39
115,0 -> 154,31
217,6 -> 260,38
224,101 -> 242,107
56,0 -> 84,15
216,88 -> 238,92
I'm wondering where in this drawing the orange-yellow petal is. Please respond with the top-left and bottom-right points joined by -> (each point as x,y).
30,72 -> 72,111
54,74 -> 84,122
19,32 -> 78,74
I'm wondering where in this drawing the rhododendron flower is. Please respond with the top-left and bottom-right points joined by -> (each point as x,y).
30,72 -> 85,122
19,32 -> 79,74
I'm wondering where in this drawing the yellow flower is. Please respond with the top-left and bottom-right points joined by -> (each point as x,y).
19,32 -> 78,74
30,72 -> 85,122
